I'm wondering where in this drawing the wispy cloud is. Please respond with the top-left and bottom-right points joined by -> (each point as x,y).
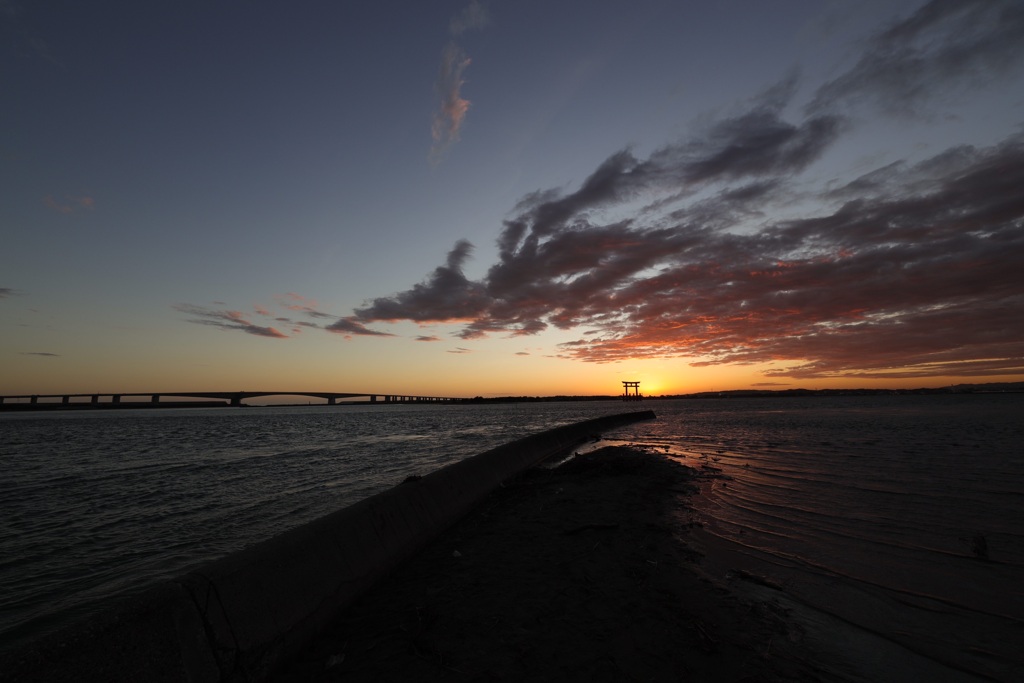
173,303 -> 288,338
416,335 -> 442,342
430,1 -> 490,164
177,292 -> 381,341
274,292 -> 333,317
449,0 -> 489,36
20,351 -> 59,357
325,317 -> 395,338
447,347 -> 472,354
0,287 -> 18,299
355,3 -> 1024,380
44,195 -> 95,214
2,0 -> 60,65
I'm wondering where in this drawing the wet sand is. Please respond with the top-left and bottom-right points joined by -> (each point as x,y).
278,446 -> 823,682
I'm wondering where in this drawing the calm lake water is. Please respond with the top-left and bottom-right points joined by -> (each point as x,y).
1,395 -> 1021,680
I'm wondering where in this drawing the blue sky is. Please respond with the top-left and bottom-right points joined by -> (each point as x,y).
3,0 -> 1024,397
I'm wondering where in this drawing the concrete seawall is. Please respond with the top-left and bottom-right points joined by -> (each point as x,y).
1,410 -> 655,682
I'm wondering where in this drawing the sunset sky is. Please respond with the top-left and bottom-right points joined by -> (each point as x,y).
3,0 -> 1024,399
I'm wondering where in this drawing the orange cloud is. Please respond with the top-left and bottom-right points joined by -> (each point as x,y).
430,42 -> 472,163
429,2 -> 489,164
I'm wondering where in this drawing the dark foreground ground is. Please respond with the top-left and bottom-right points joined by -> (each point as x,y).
278,446 -> 824,682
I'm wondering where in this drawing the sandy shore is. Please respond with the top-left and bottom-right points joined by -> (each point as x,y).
277,446 -> 823,682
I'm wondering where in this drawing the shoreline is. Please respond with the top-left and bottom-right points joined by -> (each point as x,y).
277,446 -> 821,682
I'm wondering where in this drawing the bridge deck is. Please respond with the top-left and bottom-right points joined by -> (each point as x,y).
0,391 -> 465,407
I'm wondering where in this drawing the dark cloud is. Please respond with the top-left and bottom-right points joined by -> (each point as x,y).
305,310 -> 334,319
359,85 -> 845,350
491,82 -> 840,245
447,347 -> 472,354
325,317 -> 394,337
416,335 -> 442,342
353,127 -> 1024,378
173,304 -> 288,339
350,2 -> 1024,379
20,351 -> 59,357
0,287 -> 17,298
355,240 -> 490,323
808,0 -> 1024,116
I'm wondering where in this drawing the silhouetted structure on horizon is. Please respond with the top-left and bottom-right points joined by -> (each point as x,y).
622,381 -> 642,401
0,391 -> 463,411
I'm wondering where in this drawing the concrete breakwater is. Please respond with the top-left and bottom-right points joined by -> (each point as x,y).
1,410 -> 655,682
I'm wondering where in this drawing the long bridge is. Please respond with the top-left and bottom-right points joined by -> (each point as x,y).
0,391 -> 465,409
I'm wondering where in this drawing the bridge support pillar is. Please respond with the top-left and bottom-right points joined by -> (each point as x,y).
63,396 -> 70,405
230,395 -> 242,407
369,395 -> 377,403
91,395 -> 99,404
152,395 -> 160,404
31,395 -> 39,404
112,395 -> 121,404
327,397 -> 336,405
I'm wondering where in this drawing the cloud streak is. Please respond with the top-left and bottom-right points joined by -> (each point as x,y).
273,292 -> 337,320
44,195 -> 95,214
175,292 -> 395,341
325,317 -> 395,338
173,304 -> 288,339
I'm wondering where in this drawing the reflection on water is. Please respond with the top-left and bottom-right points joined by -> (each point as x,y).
614,395 -> 1023,681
